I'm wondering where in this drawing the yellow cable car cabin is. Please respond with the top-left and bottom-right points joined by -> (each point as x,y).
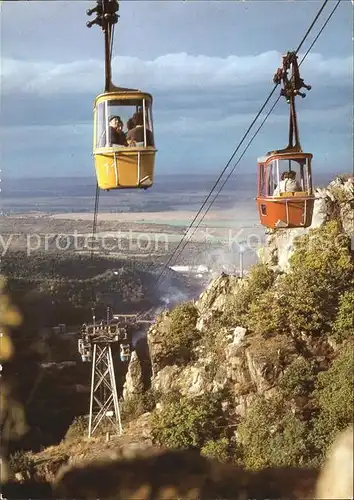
256,151 -> 315,228
93,87 -> 157,190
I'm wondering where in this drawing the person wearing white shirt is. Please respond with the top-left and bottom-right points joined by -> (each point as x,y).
273,171 -> 301,196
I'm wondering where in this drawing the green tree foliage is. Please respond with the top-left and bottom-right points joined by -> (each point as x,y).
279,357 -> 317,398
237,393 -> 308,469
200,437 -> 238,463
311,344 -> 354,458
245,289 -> 283,337
245,222 -> 353,338
150,393 -> 226,450
222,264 -> 276,327
162,302 -> 200,363
284,222 -> 352,336
120,389 -> 161,423
331,290 -> 354,342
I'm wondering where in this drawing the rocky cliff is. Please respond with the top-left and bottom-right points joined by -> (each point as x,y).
2,176 -> 353,498
122,177 -> 353,413
120,175 -> 353,472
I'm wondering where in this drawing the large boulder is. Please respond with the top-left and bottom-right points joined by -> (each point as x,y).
147,312 -> 172,374
123,351 -> 144,400
196,273 -> 243,320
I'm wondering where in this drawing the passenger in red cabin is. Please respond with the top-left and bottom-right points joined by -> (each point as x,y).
273,171 -> 301,195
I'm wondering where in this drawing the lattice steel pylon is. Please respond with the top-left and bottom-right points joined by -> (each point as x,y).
88,342 -> 122,437
78,317 -> 131,438
78,311 -> 154,438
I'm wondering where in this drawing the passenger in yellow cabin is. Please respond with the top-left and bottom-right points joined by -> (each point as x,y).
106,115 -> 128,146
126,117 -> 136,147
126,110 -> 154,147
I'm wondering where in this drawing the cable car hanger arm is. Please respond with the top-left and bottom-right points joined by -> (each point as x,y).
271,51 -> 311,154
87,0 -> 120,92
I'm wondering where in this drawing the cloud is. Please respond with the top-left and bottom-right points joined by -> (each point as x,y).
1,101 -> 350,153
1,50 -> 351,177
1,51 -> 351,133
2,51 -> 352,96
0,123 -> 92,153
2,0 -> 351,67
156,104 -> 352,136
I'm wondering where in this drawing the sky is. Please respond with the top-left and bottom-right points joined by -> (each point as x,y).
0,0 -> 352,179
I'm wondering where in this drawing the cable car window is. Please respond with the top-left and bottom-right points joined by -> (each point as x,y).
302,158 -> 312,192
276,158 -> 310,193
272,160 -> 279,195
95,99 -> 154,148
147,102 -> 154,136
306,158 -> 313,192
263,160 -> 277,196
259,164 -> 266,197
96,102 -> 105,148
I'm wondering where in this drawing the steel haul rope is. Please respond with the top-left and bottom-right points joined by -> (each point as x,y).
137,0 -> 342,319
167,0 -> 343,274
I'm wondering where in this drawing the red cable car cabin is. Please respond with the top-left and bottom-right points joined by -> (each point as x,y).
256,51 -> 315,229
257,151 -> 314,228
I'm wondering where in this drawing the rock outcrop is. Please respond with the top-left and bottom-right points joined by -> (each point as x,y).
196,273 -> 243,320
147,311 -> 173,375
147,292 -> 310,417
122,351 -> 144,400
145,270 -> 337,414
121,177 -> 354,418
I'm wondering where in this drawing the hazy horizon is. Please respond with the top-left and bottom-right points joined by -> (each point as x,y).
1,169 -> 346,184
2,166 -> 350,181
1,170 -> 347,216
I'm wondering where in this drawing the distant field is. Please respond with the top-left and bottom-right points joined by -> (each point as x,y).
0,173 -> 268,271
47,209 -> 235,221
46,208 -> 258,227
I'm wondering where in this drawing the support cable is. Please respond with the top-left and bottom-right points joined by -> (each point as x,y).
160,0 -> 342,272
139,0 -> 340,314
